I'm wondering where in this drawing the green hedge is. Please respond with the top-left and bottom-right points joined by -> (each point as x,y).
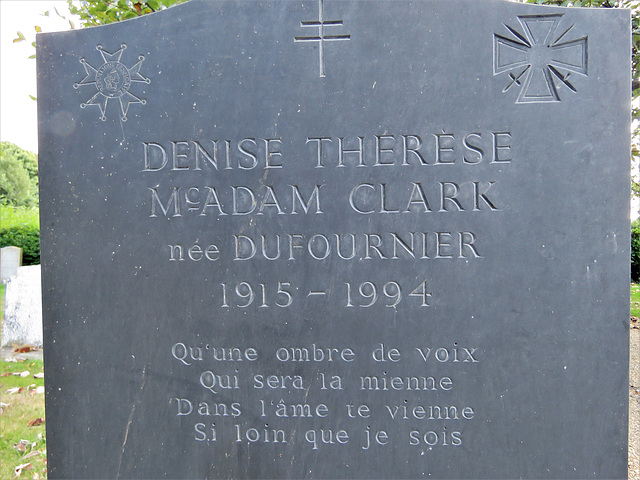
0,226 -> 40,265
633,219 -> 640,282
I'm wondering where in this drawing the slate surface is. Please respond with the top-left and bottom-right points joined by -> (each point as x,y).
37,1 -> 630,478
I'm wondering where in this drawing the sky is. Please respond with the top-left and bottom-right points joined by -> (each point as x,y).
1,0 -> 74,154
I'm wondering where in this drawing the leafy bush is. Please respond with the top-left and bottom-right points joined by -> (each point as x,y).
632,219 -> 640,282
0,142 -> 38,208
0,226 -> 40,265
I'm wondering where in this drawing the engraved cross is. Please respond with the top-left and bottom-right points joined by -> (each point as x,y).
295,0 -> 350,77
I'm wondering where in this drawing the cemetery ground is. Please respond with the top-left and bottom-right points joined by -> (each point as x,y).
1,283 -> 47,479
0,285 -> 637,479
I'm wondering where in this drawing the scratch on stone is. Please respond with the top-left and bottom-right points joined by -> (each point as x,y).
497,390 -> 508,412
116,364 -> 147,479
119,119 -> 127,144
260,164 -> 271,185
289,380 -> 313,455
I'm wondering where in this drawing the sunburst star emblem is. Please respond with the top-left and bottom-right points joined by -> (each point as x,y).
74,44 -> 150,121
493,14 -> 588,103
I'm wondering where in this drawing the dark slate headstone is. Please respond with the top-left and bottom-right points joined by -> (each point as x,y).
37,1 -> 630,478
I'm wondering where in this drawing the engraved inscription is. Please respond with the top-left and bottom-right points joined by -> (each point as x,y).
169,341 -> 481,451
143,127 -> 507,457
159,278 -> 433,309
295,0 -> 351,77
74,44 -> 150,121
493,15 -> 588,103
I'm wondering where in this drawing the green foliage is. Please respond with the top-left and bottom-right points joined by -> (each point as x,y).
67,0 -> 189,27
1,143 -> 38,180
0,227 -> 40,266
0,158 -> 34,207
0,205 -> 39,230
633,219 -> 640,281
0,142 -> 38,208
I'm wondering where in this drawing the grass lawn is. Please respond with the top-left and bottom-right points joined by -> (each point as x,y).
0,205 -> 39,230
0,359 -> 47,479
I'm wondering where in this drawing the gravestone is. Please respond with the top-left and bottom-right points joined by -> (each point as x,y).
1,265 -> 43,347
37,1 -> 630,478
1,246 -> 22,282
